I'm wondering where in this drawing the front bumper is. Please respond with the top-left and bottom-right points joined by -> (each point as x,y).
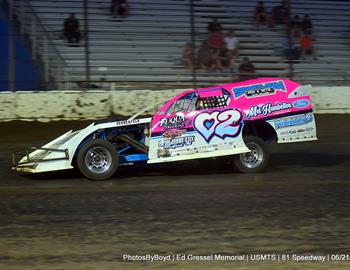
12,147 -> 70,173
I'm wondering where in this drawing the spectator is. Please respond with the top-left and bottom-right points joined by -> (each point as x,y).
182,43 -> 194,69
290,15 -> 301,37
239,57 -> 256,81
208,48 -> 223,71
281,36 -> 300,60
224,30 -> 239,57
207,18 -> 222,33
219,43 -> 234,71
62,13 -> 81,46
207,30 -> 224,50
254,1 -> 267,23
280,0 -> 290,20
111,0 -> 129,18
300,32 -> 317,60
271,0 -> 289,26
301,15 -> 313,34
197,41 -> 212,70
206,30 -> 225,71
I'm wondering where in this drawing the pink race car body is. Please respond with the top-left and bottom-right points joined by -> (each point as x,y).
148,77 -> 317,163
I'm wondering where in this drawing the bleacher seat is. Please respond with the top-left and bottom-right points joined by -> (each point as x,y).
10,0 -> 350,88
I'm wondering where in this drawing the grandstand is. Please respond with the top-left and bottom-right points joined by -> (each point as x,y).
6,0 -> 350,90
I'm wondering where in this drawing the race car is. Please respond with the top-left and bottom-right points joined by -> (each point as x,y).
12,78 -> 317,180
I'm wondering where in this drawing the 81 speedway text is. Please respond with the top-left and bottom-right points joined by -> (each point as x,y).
249,254 -> 327,262
249,254 -> 328,262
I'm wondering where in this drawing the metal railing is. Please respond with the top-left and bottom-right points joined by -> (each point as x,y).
5,0 -> 68,90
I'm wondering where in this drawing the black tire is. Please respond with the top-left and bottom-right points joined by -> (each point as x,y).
77,139 -> 118,180
234,135 -> 270,173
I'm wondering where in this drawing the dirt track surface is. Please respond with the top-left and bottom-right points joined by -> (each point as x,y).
0,115 -> 350,269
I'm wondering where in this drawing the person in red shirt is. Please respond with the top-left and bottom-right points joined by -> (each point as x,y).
300,33 -> 317,60
207,31 -> 224,50
206,30 -> 225,71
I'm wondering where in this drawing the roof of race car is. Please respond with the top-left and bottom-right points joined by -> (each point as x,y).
158,77 -> 302,113
196,77 -> 300,94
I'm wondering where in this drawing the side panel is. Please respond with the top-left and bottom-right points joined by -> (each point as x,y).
267,111 -> 317,143
223,78 -> 317,144
148,109 -> 250,163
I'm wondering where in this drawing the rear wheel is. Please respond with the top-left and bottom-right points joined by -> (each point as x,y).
234,135 -> 270,173
77,139 -> 118,180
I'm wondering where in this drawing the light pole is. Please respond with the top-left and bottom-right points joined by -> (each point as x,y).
189,0 -> 197,89
83,0 -> 90,89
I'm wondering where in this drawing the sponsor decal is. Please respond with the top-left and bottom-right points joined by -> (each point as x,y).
280,130 -> 296,135
193,109 -> 243,143
175,144 -> 225,155
280,126 -> 313,135
162,129 -> 186,138
158,136 -> 195,149
159,115 -> 191,130
246,102 -> 292,119
297,127 -> 314,133
275,113 -> 313,129
157,149 -> 170,158
115,119 -> 140,126
293,99 -> 310,108
172,141 -> 236,154
232,80 -> 286,99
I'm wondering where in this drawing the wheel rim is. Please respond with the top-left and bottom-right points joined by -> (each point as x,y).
239,142 -> 264,169
85,147 -> 112,174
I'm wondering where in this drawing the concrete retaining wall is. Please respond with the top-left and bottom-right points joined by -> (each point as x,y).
0,87 -> 349,122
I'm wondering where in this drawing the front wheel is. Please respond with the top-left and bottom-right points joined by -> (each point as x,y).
234,135 -> 270,173
77,139 -> 118,180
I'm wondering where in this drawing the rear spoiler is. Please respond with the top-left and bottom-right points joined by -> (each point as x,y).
288,85 -> 312,98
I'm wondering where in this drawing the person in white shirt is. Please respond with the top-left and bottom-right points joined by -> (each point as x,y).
224,30 -> 239,54
224,30 -> 239,71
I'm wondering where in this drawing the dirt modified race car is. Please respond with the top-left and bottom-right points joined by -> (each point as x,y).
12,78 -> 317,180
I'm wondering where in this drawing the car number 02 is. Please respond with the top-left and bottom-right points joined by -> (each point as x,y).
194,109 -> 243,142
